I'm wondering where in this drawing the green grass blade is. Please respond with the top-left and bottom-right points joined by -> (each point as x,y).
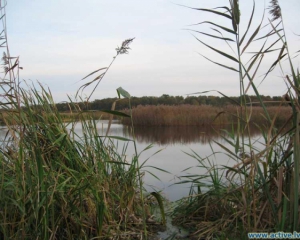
150,192 -> 166,225
213,140 -> 239,159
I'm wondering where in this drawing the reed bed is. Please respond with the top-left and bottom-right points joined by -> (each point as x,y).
122,104 -> 292,126
0,111 -> 113,125
0,84 -> 165,239
1,0 -> 299,239
0,12 -> 163,238
171,0 -> 300,239
59,111 -> 112,122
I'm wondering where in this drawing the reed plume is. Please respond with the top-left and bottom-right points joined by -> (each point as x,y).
269,0 -> 282,21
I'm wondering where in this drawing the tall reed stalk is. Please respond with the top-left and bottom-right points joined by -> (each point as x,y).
0,4 -> 164,239
172,0 -> 299,238
1,83 -> 156,239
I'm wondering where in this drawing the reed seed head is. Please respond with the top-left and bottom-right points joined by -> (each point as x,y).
2,52 -> 8,65
268,0 -> 282,21
116,38 -> 135,55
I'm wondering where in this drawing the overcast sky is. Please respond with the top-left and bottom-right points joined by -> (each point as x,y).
5,0 -> 300,102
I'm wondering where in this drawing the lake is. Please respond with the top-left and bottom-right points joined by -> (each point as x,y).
69,120 -> 265,201
0,120 -> 264,201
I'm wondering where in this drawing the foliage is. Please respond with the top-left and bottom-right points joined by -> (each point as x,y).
172,0 -> 300,239
0,8 -> 164,239
121,104 -> 291,127
0,85 -> 152,239
54,94 -> 288,112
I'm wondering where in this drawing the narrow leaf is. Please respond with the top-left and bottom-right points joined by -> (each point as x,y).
241,64 -> 271,122
193,8 -> 232,20
262,52 -> 287,81
150,192 -> 166,225
187,90 -> 240,106
241,11 -> 265,54
187,29 -> 235,42
81,67 -> 107,80
98,135 -> 133,141
214,140 -> 239,158
177,4 -> 232,19
106,99 -> 121,136
254,29 -> 283,42
144,165 -> 170,174
240,0 -> 255,46
191,21 -> 236,35
194,36 -> 239,63
53,133 -> 67,145
100,110 -> 130,117
214,6 -> 231,13
106,161 -> 131,165
198,53 -> 239,72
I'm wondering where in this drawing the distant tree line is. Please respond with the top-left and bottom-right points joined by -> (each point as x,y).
55,94 -> 287,112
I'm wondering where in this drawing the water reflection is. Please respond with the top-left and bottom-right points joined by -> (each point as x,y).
122,125 -> 263,145
0,121 -> 267,201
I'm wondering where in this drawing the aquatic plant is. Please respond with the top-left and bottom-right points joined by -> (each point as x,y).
122,104 -> 291,126
172,0 -> 300,238
0,4 -> 163,239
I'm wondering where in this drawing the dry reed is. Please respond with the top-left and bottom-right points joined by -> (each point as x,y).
122,105 -> 292,126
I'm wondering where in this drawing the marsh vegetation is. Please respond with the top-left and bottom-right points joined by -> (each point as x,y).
0,0 -> 299,239
170,0 -> 300,239
122,105 -> 292,126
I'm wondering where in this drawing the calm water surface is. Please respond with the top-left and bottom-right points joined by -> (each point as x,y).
0,121 -> 264,201
76,121 -> 264,201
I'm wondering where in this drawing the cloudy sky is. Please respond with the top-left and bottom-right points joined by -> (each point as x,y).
6,0 -> 300,102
